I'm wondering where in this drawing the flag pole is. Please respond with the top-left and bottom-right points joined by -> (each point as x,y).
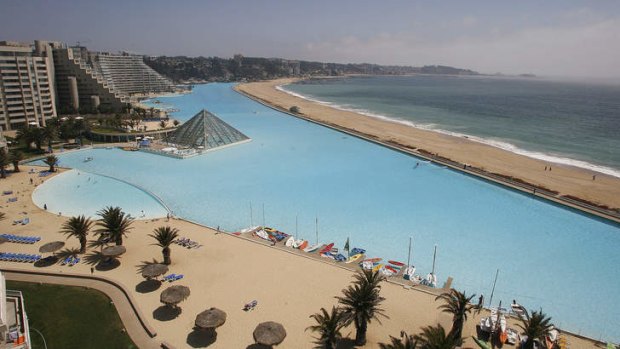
315,216 -> 318,245
489,268 -> 499,307
431,244 -> 437,275
407,236 -> 412,267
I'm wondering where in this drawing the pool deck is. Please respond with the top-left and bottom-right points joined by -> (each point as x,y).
0,166 -> 606,348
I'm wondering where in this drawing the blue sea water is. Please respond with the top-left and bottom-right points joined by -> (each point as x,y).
283,75 -> 620,177
35,83 -> 620,341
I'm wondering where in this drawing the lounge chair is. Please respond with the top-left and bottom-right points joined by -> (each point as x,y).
163,274 -> 176,281
174,274 -> 184,281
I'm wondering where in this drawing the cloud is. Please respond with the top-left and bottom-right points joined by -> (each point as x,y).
300,16 -> 620,78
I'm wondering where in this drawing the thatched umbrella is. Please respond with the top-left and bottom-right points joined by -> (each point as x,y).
142,264 -> 169,279
39,241 -> 65,253
195,308 -> 227,329
102,245 -> 127,257
253,321 -> 286,346
160,285 -> 190,306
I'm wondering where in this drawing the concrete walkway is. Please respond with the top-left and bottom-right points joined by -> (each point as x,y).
4,270 -> 161,349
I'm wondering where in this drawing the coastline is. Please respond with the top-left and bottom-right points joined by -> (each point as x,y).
0,166 -> 605,347
236,78 -> 620,214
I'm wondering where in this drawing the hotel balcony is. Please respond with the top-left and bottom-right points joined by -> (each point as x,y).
0,290 -> 31,349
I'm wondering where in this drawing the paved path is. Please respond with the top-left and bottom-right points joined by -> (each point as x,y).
4,271 -> 161,349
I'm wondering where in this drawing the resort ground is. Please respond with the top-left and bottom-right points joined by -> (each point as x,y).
0,167 -> 604,348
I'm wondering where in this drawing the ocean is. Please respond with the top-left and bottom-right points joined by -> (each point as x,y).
282,75 -> 620,178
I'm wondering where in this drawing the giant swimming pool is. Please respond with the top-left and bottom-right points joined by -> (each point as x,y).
34,83 -> 620,341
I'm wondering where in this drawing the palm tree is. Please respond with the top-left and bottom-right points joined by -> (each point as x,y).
42,123 -> 58,151
95,206 -> 133,246
379,331 -> 418,349
0,149 -> 8,179
159,120 -> 167,129
149,226 -> 179,265
60,215 -> 93,253
43,154 -> 58,172
306,306 -> 345,349
435,289 -> 475,343
336,269 -> 388,345
17,127 -> 45,151
413,324 -> 460,349
9,150 -> 24,173
518,309 -> 553,349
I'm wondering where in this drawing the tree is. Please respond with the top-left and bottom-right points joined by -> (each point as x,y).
149,226 -> 179,265
60,215 -> 93,253
16,127 -> 45,151
289,106 -> 300,113
95,206 -> 134,246
0,149 -> 8,179
42,123 -> 58,151
336,269 -> 388,345
306,306 -> 345,349
380,331 -> 418,349
435,289 -> 475,344
159,120 -> 167,129
518,309 -> 553,349
9,149 -> 24,173
43,154 -> 59,172
413,324 -> 460,349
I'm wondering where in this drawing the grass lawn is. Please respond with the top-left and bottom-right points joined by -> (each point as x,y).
6,281 -> 137,349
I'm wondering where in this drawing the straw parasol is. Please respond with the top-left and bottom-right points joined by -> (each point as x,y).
0,236 -> 8,244
141,264 -> 169,279
39,241 -> 65,253
195,308 -> 227,329
160,285 -> 190,306
253,321 -> 287,346
102,245 -> 127,257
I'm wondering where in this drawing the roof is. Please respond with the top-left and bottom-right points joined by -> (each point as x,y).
166,109 -> 249,151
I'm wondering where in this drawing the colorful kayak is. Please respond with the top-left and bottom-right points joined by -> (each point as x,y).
285,237 -> 295,247
303,243 -> 323,253
372,263 -> 383,272
319,243 -> 334,254
388,260 -> 405,267
298,240 -> 309,250
345,254 -> 363,264
385,265 -> 399,274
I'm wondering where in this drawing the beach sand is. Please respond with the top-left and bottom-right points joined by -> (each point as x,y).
236,79 -> 620,211
0,167 -> 600,348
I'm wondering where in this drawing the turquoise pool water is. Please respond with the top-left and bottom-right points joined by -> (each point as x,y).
36,83 -> 620,341
32,169 -> 168,219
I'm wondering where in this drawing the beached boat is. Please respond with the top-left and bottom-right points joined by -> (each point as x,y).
388,260 -> 405,267
297,240 -> 308,250
238,226 -> 260,234
384,265 -> 399,274
255,229 -> 271,242
285,236 -> 295,247
372,263 -> 383,272
506,328 -> 519,345
361,260 -> 374,270
345,254 -> 363,264
319,243 -> 334,254
303,243 -> 322,253
362,257 -> 382,264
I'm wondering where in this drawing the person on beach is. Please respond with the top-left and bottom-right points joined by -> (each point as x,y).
29,178 -> 33,185
44,204 -> 47,210
478,294 -> 484,309
593,175 -> 596,180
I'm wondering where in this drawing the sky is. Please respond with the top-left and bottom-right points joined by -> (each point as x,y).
2,0 -> 620,78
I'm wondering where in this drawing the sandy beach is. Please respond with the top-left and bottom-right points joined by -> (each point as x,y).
0,167 -> 601,348
236,79 -> 620,211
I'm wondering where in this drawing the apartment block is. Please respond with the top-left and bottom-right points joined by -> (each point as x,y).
0,41 -> 58,131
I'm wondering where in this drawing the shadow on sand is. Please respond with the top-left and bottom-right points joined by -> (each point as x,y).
136,279 -> 163,293
187,328 -> 217,348
34,256 -> 58,267
153,305 -> 182,321
246,344 -> 272,349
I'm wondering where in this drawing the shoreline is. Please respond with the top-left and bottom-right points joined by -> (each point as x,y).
275,81 -> 620,179
0,166 -> 607,347
235,78 -> 620,219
